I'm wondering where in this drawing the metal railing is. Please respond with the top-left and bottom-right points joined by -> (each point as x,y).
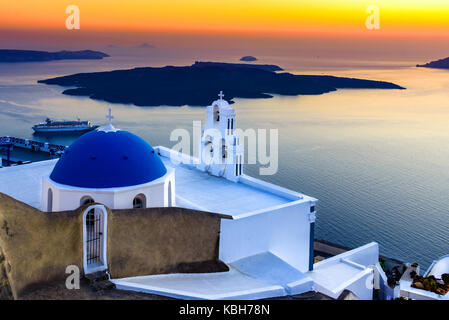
0,136 -> 67,152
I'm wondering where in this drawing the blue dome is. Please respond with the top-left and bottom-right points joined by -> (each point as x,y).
50,130 -> 167,188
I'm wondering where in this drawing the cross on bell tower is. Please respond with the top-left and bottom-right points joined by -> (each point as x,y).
197,90 -> 242,181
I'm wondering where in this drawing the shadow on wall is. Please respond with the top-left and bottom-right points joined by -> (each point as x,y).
0,193 -> 230,299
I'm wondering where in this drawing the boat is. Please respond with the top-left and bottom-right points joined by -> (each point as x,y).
32,118 -> 99,133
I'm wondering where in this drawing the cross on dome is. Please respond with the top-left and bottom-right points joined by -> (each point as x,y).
106,108 -> 114,125
99,107 -> 119,133
218,91 -> 225,100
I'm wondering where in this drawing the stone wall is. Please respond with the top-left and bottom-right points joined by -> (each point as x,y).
0,193 -> 83,299
107,207 -> 226,278
0,193 -> 228,299
0,245 -> 13,299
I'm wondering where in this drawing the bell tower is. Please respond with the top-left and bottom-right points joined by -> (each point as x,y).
197,91 -> 243,182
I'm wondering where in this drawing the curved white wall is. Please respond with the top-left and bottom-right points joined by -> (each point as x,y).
41,168 -> 175,211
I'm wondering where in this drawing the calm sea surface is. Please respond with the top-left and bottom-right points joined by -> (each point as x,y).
0,50 -> 448,269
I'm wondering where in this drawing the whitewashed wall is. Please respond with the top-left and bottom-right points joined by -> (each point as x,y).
310,242 -> 380,300
219,201 -> 312,272
41,169 -> 174,211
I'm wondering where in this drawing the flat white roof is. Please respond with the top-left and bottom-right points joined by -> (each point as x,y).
0,159 -> 55,209
160,157 -> 305,217
307,242 -> 379,299
112,252 -> 313,300
308,260 -> 368,293
0,151 -> 313,216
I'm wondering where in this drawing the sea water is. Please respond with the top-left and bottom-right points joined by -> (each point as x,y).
0,50 -> 448,269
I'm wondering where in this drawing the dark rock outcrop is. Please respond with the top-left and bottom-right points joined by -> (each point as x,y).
193,61 -> 282,71
38,61 -> 404,107
0,49 -> 109,63
417,57 -> 449,69
240,56 -> 258,62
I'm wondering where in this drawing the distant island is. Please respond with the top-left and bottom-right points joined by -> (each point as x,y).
38,61 -> 405,107
240,56 -> 257,62
193,61 -> 282,72
417,57 -> 449,69
0,49 -> 109,63
137,43 -> 155,49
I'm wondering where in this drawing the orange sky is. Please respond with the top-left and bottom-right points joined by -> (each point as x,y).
1,0 -> 449,38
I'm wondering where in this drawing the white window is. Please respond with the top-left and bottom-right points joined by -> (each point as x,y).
47,188 -> 53,212
167,181 -> 173,207
80,196 -> 94,206
133,194 -> 147,208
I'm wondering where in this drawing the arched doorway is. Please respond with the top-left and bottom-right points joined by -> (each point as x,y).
47,188 -> 53,212
83,205 -> 108,274
133,194 -> 146,208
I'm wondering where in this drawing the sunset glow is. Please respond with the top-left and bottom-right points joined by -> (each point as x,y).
1,0 -> 449,38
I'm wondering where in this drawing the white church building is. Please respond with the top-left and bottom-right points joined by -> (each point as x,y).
41,111 -> 175,212
0,93 -> 388,300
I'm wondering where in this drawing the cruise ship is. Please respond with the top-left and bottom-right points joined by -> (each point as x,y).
32,118 -> 99,133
